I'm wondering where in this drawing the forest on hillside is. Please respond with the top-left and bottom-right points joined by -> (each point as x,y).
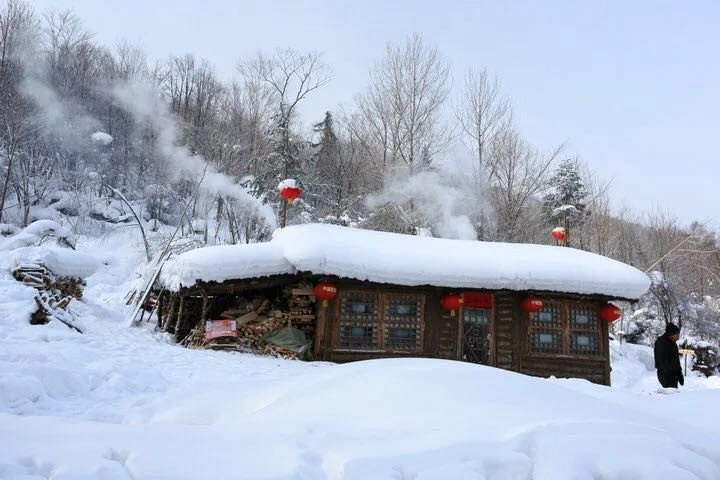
0,0 -> 718,363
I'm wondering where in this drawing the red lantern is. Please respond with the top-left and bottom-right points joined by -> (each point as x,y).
599,304 -> 622,322
441,294 -> 463,316
314,282 -> 337,307
551,227 -> 567,243
521,297 -> 544,313
279,186 -> 302,204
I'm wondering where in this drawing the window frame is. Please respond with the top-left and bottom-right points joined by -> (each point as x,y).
527,301 -> 565,355
526,300 -> 603,358
333,289 -> 426,352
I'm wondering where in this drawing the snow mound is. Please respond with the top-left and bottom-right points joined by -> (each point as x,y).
0,220 -> 74,251
160,223 -> 650,299
5,246 -> 99,279
1,355 -> 719,480
90,131 -> 113,145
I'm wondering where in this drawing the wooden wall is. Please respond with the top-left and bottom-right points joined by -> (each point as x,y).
166,275 -> 613,386
319,281 -> 612,386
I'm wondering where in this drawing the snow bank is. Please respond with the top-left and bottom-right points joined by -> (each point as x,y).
161,223 -> 650,299
1,354 -> 719,480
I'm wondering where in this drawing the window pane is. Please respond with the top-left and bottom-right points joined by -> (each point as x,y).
570,305 -> 597,329
538,333 -> 555,344
570,332 -> 599,355
387,327 -> 417,347
463,307 -> 489,325
349,302 -> 368,314
531,330 -> 562,353
530,303 -> 562,328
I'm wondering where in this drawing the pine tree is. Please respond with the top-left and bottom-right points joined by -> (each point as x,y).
542,159 -> 589,244
308,112 -> 342,215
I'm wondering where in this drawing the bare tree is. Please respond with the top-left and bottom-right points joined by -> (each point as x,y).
0,0 -> 37,223
239,48 -> 331,180
357,33 -> 450,173
487,128 -> 562,242
456,68 -> 510,174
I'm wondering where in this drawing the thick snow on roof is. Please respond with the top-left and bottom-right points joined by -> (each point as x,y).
160,242 -> 293,291
160,223 -> 650,299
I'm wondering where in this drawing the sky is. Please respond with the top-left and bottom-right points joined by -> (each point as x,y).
30,0 -> 720,227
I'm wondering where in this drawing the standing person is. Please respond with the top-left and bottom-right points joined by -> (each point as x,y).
654,323 -> 683,389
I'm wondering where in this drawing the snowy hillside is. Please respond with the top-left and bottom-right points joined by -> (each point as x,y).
1,231 -> 720,480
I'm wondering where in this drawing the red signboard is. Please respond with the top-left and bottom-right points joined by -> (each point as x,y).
204,320 -> 238,340
463,293 -> 493,309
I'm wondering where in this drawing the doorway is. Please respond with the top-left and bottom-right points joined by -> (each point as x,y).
462,307 -> 491,364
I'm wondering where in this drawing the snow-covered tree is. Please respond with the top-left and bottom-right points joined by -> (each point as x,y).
542,158 -> 589,244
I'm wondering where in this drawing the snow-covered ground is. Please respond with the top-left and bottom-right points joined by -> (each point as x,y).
1,230 -> 720,480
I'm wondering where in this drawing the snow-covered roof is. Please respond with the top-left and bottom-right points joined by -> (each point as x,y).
159,223 -> 650,300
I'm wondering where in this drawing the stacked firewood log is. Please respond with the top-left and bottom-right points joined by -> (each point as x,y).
13,262 -> 83,332
187,288 -> 316,360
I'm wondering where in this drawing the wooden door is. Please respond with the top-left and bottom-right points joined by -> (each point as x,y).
462,307 -> 491,364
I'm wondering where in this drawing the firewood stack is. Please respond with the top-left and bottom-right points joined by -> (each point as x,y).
283,287 -> 317,340
13,262 -> 83,332
31,290 -> 82,332
188,291 -> 312,361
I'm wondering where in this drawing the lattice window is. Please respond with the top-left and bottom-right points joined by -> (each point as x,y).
569,304 -> 600,355
527,301 -> 602,356
529,302 -> 563,354
338,291 -> 379,348
384,293 -> 424,350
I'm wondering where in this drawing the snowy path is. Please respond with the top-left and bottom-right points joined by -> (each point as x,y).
1,236 -> 720,479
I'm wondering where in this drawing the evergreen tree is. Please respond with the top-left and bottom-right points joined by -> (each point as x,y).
542,159 -> 589,243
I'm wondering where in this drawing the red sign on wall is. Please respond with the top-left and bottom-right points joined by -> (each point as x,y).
463,293 -> 493,309
204,320 -> 238,340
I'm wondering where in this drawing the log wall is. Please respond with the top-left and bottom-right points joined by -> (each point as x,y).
320,281 -> 612,385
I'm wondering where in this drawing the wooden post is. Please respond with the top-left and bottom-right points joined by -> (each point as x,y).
314,303 -> 327,359
162,295 -> 177,332
173,296 -> 186,338
280,199 -> 288,228
200,290 -> 210,324
157,293 -> 164,329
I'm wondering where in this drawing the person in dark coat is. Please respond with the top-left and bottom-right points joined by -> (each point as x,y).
654,323 -> 683,388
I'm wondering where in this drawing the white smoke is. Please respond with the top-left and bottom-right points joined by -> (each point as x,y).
110,83 -> 277,229
19,75 -> 100,153
16,57 -> 276,230
366,170 -> 478,240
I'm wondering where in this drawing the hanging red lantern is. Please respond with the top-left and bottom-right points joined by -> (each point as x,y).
599,304 -> 622,322
278,179 -> 302,204
551,227 -> 567,242
441,294 -> 463,316
521,297 -> 544,313
314,282 -> 337,307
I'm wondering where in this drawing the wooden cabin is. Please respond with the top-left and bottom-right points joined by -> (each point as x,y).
156,224 -> 650,385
